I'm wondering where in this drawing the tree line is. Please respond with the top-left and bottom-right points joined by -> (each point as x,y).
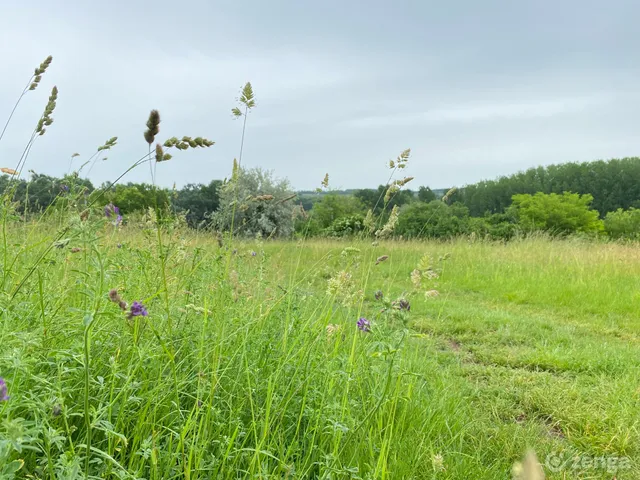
449,157 -> 640,217
2,157 -> 640,240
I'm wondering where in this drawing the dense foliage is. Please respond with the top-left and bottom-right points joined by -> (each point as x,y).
2,156 -> 640,240
508,192 -> 604,235
211,167 -> 297,238
451,157 -> 640,217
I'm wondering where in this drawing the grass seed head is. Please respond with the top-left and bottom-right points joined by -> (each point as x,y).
144,110 -> 161,144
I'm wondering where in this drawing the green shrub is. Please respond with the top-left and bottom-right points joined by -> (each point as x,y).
324,214 -> 365,237
509,192 -> 604,235
469,212 -> 518,240
396,201 -> 470,239
604,208 -> 640,240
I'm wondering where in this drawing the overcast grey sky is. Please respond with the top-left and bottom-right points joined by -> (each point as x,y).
1,0 -> 639,190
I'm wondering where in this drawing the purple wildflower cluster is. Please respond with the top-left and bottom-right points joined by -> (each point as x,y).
357,317 -> 371,333
108,289 -> 148,319
104,203 -> 122,226
129,301 -> 148,318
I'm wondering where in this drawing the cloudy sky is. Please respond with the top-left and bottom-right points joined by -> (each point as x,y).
1,0 -> 639,190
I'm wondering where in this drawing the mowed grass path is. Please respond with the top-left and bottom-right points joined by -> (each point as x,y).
264,237 -> 640,478
1,229 -> 638,479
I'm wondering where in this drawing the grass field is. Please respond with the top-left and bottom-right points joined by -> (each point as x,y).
0,224 -> 638,478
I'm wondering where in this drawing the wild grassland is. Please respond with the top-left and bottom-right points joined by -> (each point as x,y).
0,225 -> 637,479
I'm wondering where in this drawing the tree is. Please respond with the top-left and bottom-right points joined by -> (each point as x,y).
508,192 -> 603,235
98,183 -> 170,215
354,185 -> 414,214
212,167 -> 297,238
417,186 -> 436,203
454,157 -> 640,216
306,194 -> 365,233
173,180 -> 222,228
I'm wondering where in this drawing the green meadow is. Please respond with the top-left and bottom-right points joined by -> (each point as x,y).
1,225 -> 638,479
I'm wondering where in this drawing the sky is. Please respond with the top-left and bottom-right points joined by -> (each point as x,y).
1,0 -> 639,191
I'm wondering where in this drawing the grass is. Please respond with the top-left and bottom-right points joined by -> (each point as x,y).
0,223 -> 638,479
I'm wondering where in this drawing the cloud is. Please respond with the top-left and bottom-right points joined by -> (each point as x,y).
340,94 -> 615,128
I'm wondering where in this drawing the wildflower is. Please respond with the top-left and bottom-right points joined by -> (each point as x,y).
356,317 -> 371,332
61,184 -> 69,192
104,203 -> 120,219
0,378 -> 8,401
129,301 -> 148,318
374,290 -> 384,301
251,251 -> 257,257
394,298 -> 410,311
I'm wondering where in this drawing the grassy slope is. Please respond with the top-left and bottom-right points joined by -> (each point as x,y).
264,237 -> 640,479
0,228 -> 638,479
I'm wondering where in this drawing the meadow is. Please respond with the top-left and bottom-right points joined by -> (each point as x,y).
0,222 -> 637,479
1,54 -> 638,480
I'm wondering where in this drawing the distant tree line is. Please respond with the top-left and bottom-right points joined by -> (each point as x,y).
2,157 -> 640,241
449,157 -> 640,216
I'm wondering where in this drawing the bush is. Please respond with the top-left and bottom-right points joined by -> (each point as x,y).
212,167 -> 297,238
396,201 -> 470,239
469,212 -> 518,240
324,214 -> 365,237
509,192 -> 604,236
305,194 -> 365,234
604,208 -> 640,240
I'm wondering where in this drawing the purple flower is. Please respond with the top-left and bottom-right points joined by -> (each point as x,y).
104,203 -> 120,219
129,301 -> 148,318
356,317 -> 371,333
61,184 -> 69,193
0,377 -> 9,401
251,251 -> 257,257
115,214 -> 123,226
374,290 -> 383,301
